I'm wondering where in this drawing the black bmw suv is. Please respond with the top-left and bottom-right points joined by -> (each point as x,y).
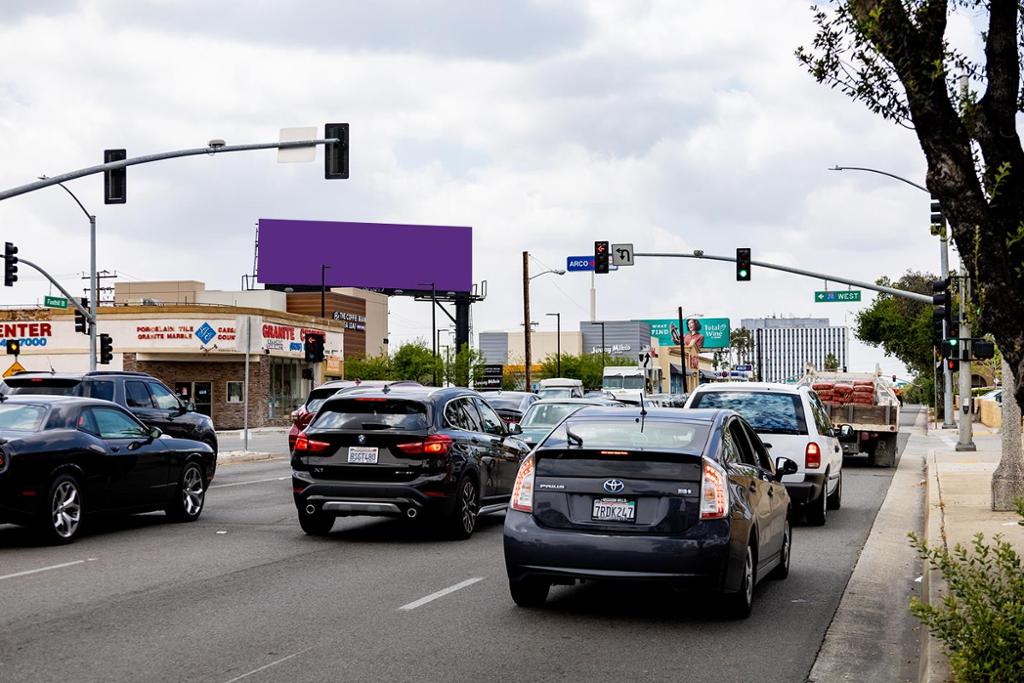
5,371 -> 218,453
291,385 -> 531,538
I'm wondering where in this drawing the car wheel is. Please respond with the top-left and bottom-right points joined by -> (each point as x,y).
167,461 -> 206,522
39,473 -> 84,544
827,471 -> 843,510
445,475 -> 479,540
770,518 -> 791,580
509,578 -> 550,607
298,508 -> 335,536
727,544 -> 756,618
806,477 -> 828,526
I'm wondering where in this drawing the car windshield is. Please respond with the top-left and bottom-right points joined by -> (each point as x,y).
603,376 -> 644,390
545,418 -> 709,453
689,391 -> 809,435
488,396 -> 527,411
0,404 -> 48,431
521,403 -> 583,428
537,388 -> 573,399
310,399 -> 429,431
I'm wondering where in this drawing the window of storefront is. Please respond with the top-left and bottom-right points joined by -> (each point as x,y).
269,357 -> 306,418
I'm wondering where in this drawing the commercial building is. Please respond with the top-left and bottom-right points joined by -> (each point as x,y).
741,317 -> 848,383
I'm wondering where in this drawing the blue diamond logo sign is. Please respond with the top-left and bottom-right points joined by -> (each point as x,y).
194,322 -> 217,345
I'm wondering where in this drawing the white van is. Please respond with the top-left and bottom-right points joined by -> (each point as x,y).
602,366 -> 646,405
536,378 -> 584,399
684,382 -> 843,526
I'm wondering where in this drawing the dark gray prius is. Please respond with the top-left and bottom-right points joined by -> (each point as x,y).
503,406 -> 797,618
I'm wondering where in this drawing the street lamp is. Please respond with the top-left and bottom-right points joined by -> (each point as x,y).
596,321 -> 606,368
523,254 -> 565,392
546,312 -> 561,376
41,176 -> 97,371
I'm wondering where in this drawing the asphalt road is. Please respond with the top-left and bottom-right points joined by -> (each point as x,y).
0,415 -> 919,683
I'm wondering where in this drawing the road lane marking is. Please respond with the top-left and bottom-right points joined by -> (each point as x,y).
211,476 -> 290,489
0,558 -> 93,582
398,577 -> 484,611
221,648 -> 313,683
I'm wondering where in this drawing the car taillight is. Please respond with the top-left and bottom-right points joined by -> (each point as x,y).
294,433 -> 331,454
511,454 -> 535,513
805,442 -> 821,469
700,460 -> 728,520
396,434 -> 453,456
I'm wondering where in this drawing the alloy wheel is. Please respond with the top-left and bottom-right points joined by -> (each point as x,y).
743,547 -> 754,605
460,479 -> 478,533
182,466 -> 205,516
51,480 -> 81,539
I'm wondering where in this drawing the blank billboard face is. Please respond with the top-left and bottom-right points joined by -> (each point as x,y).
256,219 -> 472,293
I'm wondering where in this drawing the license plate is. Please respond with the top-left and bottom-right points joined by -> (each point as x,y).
347,447 -> 378,464
592,497 -> 636,522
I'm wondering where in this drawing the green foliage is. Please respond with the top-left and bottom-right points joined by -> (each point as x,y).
343,353 -> 391,381
536,353 -> 635,390
444,346 -> 485,388
909,498 -> 1024,683
855,271 -> 939,376
392,341 -> 443,386
824,352 -> 839,371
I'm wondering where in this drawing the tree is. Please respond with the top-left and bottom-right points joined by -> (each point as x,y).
730,327 -> 754,365
798,1 -> 1024,414
343,353 -> 391,381
824,352 -> 840,371
391,341 -> 442,385
536,353 -> 635,390
444,346 -> 486,387
855,270 -> 938,375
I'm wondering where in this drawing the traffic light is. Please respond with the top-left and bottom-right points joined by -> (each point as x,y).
972,339 -> 996,360
98,333 -> 113,365
946,356 -> 960,372
3,242 -> 17,287
594,241 -> 609,274
929,197 -> 944,236
6,339 -> 19,356
103,149 -> 127,204
74,298 -> 90,335
940,338 -> 960,358
324,123 -> 349,179
736,248 -> 751,281
932,277 -> 953,343
304,332 -> 325,363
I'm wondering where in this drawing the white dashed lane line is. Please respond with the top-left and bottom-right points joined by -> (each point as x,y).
210,476 -> 290,489
0,558 -> 96,582
398,577 -> 484,611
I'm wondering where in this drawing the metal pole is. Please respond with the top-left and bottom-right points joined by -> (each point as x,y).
556,313 -> 561,377
600,322 -> 606,368
243,315 -> 251,451
957,273 -> 976,451
320,264 -> 329,318
590,270 -> 596,322
89,215 -> 97,371
523,253 -> 532,392
431,282 -> 437,386
940,236 -> 955,428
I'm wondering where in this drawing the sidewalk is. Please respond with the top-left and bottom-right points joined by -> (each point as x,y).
216,426 -> 290,463
920,426 -> 1024,683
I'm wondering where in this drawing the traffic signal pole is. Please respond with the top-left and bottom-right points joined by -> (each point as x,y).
940,235 -> 955,428
957,274 -> 976,451
4,255 -> 92,321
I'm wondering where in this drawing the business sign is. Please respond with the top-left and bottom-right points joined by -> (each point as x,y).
566,256 -> 595,272
257,219 -> 472,293
332,311 -> 366,331
0,322 -> 54,349
815,290 -> 862,303
194,322 -> 217,345
642,318 -> 731,349
735,364 -> 753,372
478,364 -> 504,389
44,296 -> 68,309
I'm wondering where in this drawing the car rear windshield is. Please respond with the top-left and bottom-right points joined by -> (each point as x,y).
689,391 -> 808,435
603,376 -> 644,390
305,388 -> 342,414
310,399 -> 430,431
543,418 -> 709,454
487,396 -> 527,411
0,404 -> 48,431
5,378 -> 81,396
521,403 -> 584,428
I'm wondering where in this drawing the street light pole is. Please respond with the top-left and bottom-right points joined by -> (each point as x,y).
956,273 -> 976,451
597,321 -> 607,368
546,312 -> 561,376
523,252 -> 532,391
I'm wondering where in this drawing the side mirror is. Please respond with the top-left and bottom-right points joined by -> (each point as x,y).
149,426 -> 163,440
762,442 -> 773,450
185,400 -> 196,412
509,423 -> 523,435
775,456 -> 798,477
837,424 -> 855,440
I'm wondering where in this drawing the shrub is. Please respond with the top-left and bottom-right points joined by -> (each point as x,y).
909,498 -> 1024,682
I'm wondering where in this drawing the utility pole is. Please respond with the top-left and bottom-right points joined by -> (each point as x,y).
938,211 -> 955,428
590,270 -> 596,321
547,312 -> 561,376
956,272 -> 976,451
523,252 -> 532,391
431,282 -> 437,386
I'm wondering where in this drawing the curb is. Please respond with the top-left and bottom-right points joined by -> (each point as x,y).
919,450 -> 950,683
218,452 -> 287,465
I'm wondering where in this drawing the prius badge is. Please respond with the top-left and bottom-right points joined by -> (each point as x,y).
603,479 -> 625,494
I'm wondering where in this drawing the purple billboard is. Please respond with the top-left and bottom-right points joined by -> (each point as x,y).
256,219 -> 473,293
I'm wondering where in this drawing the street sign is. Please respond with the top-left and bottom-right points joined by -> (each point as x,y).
814,290 -> 861,303
3,360 -> 25,378
611,243 -> 634,266
735,364 -> 752,372
566,256 -> 595,272
637,346 -> 652,370
43,295 -> 68,309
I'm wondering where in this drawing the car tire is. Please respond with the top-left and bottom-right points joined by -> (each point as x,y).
444,475 -> 479,540
509,578 -> 550,607
806,477 -> 828,526
727,543 -> 756,619
827,471 -> 843,510
38,473 -> 84,544
298,508 -> 335,536
166,461 -> 206,522
770,518 -> 791,580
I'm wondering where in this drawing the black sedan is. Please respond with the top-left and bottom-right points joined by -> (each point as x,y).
0,396 -> 216,544
503,407 -> 796,617
480,391 -> 539,426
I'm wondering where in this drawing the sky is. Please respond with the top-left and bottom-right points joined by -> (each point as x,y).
0,0 -> 979,380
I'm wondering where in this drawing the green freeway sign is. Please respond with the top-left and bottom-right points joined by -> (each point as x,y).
43,295 -> 68,309
814,290 -> 861,303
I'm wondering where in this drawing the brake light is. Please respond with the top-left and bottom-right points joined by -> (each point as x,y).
511,454 -> 535,512
700,460 -> 728,520
396,434 -> 453,456
354,397 -> 388,402
294,433 -> 331,454
805,442 -> 821,469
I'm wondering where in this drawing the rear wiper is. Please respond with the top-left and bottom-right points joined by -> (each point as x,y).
566,428 -> 584,448
361,423 -> 394,430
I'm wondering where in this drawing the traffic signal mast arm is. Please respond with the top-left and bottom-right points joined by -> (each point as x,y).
0,137 -> 342,202
2,253 -> 93,322
633,250 -> 932,304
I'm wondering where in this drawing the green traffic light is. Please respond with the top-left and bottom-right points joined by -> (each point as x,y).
739,269 -> 748,277
949,338 -> 959,346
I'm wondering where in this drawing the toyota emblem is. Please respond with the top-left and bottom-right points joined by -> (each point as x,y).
603,479 -> 625,494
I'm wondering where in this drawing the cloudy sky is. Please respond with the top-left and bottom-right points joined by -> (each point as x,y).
0,1 -> 975,378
